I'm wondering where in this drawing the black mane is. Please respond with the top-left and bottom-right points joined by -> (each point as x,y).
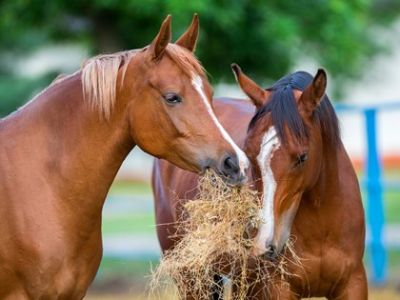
248,71 -> 340,148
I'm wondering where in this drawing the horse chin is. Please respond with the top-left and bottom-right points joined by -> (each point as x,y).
253,246 -> 280,263
252,238 -> 288,262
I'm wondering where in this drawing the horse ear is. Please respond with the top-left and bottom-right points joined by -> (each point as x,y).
175,14 -> 199,52
149,15 -> 172,60
231,63 -> 270,109
299,69 -> 327,117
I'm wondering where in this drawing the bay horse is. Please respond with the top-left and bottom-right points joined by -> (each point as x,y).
0,15 -> 248,299
152,67 -> 367,299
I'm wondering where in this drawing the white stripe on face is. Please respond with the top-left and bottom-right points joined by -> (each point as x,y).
191,74 -> 249,174
253,126 -> 280,256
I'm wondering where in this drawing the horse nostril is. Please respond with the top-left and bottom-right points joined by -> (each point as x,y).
263,245 -> 278,261
223,155 -> 240,174
217,154 -> 244,186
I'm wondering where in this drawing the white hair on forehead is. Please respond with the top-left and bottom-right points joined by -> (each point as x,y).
191,74 -> 249,173
253,126 -> 281,256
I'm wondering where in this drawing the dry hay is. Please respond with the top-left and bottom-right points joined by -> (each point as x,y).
151,171 -> 302,299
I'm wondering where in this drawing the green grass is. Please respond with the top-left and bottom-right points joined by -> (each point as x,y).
97,257 -> 158,278
364,249 -> 400,280
109,181 -> 152,195
383,168 -> 400,178
387,250 -> 400,280
383,191 -> 400,224
102,213 -> 156,235
104,181 -> 155,235
358,168 -> 400,224
361,190 -> 400,224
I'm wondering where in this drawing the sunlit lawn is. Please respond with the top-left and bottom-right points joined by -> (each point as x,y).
102,213 -> 156,235
109,180 -> 152,195
381,190 -> 400,223
359,189 -> 400,224
103,180 -> 156,235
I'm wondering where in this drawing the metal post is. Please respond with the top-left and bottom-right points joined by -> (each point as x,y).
364,108 -> 386,284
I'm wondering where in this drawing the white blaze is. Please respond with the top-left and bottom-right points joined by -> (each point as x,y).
191,74 -> 249,174
253,126 -> 280,256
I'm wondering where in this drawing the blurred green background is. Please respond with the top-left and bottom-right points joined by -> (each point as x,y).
1,0 -> 400,116
1,0 -> 400,299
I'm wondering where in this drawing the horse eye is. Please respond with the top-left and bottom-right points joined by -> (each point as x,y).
163,93 -> 182,104
296,153 -> 308,166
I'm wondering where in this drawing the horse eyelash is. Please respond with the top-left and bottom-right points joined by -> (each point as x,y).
294,152 -> 308,167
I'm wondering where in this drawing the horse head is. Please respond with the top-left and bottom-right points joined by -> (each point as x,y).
232,64 -> 338,257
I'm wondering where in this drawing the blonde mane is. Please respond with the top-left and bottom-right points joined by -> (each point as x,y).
81,44 -> 205,119
81,50 -> 138,119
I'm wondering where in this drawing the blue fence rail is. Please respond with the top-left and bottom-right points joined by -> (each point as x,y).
335,102 -> 400,284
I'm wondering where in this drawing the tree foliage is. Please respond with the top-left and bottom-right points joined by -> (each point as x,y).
0,0 -> 399,115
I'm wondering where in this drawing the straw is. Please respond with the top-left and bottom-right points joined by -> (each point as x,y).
151,170 -> 301,299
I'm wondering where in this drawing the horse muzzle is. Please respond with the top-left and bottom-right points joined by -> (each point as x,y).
262,245 -> 279,261
218,154 -> 248,186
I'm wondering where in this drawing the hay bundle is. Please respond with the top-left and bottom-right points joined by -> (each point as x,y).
151,171 -> 299,299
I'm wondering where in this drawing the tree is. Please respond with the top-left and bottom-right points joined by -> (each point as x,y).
0,0 -> 399,116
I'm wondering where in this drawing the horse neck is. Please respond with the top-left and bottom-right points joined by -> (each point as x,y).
304,140 -> 357,213
8,73 -> 134,221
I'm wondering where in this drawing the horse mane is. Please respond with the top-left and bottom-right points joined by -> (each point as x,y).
248,71 -> 340,149
81,44 -> 204,119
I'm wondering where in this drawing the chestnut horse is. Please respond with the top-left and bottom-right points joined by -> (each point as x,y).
0,15 -> 248,299
152,67 -> 367,299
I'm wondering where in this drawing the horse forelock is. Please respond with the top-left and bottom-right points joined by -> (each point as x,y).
81,44 -> 204,120
248,71 -> 340,149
